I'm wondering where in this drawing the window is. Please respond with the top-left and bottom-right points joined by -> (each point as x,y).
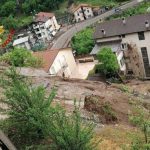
141,47 -> 150,77
138,32 -> 145,40
121,43 -> 127,50
122,34 -> 125,38
38,33 -> 41,37
120,57 -> 125,66
36,28 -> 39,32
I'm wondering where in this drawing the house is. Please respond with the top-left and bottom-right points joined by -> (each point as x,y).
91,13 -> 150,79
32,12 -> 61,43
72,4 -> 94,22
33,48 -> 77,77
13,34 -> 31,50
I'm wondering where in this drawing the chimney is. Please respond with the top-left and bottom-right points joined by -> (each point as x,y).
122,17 -> 126,25
101,29 -> 106,36
145,20 -> 149,28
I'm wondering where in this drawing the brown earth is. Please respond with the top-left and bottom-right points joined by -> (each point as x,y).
31,76 -> 150,125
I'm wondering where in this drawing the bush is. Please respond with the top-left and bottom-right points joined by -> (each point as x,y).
0,67 -> 56,148
0,47 -> 43,67
96,47 -> 119,76
0,68 -> 99,149
49,103 -> 99,150
71,27 -> 94,55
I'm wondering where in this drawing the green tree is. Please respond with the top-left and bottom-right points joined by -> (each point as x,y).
71,28 -> 94,55
0,1 -> 16,16
0,67 -> 56,148
0,47 -> 43,68
49,102 -> 98,150
129,106 -> 150,150
96,47 -> 119,76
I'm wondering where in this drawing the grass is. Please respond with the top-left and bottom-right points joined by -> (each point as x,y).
75,0 -> 117,7
108,1 -> 150,20
95,125 -> 143,150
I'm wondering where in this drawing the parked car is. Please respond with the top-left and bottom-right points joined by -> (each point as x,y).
114,8 -> 122,13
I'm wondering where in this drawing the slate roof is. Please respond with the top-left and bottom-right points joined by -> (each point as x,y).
94,13 -> 150,39
35,12 -> 54,23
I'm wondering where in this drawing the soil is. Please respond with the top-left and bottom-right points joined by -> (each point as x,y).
31,76 -> 150,125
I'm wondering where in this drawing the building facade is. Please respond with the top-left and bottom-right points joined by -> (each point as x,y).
32,12 -> 60,43
91,14 -> 150,79
33,48 -> 77,78
72,4 -> 94,22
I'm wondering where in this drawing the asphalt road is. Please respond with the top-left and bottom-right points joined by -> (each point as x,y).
51,0 -> 144,49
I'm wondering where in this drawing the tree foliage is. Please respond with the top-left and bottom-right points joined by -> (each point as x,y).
0,47 -> 43,67
49,103 -> 98,150
71,27 -> 94,55
96,47 -> 119,76
0,68 -> 98,149
0,67 -> 56,147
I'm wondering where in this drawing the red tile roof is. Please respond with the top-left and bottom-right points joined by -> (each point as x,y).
35,12 -> 54,22
33,49 -> 59,72
72,3 -> 92,12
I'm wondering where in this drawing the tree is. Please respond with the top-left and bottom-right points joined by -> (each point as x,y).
0,1 -> 16,16
0,47 -> 43,68
49,102 -> 98,150
0,67 -> 56,148
71,28 -> 94,55
96,47 -> 119,76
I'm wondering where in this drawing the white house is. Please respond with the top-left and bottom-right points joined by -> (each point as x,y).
91,13 -> 150,79
13,35 -> 31,50
33,48 -> 77,78
72,4 -> 94,22
33,12 -> 61,42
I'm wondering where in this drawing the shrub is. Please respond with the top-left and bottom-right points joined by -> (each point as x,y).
96,47 -> 119,76
71,27 -> 94,55
0,67 -> 56,148
49,103 -> 99,150
0,47 -> 43,67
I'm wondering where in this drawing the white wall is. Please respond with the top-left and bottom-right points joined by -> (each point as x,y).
116,51 -> 126,72
74,6 -> 93,22
49,48 -> 77,77
83,7 -> 94,19
74,8 -> 85,22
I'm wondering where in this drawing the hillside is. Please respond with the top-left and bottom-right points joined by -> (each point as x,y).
0,0 -> 127,30
19,75 -> 150,149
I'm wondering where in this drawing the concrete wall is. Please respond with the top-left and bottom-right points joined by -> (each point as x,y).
49,48 -> 77,77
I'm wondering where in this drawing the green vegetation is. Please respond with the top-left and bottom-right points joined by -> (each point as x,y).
96,47 -> 119,76
129,105 -> 150,150
0,47 -> 43,68
49,102 -> 98,150
71,27 -> 94,55
0,68 -> 56,148
0,68 -> 98,149
102,102 -> 117,121
108,1 -> 150,20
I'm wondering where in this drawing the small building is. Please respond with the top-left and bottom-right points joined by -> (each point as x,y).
91,13 -> 150,79
72,4 -> 94,22
13,35 -> 31,50
32,12 -> 61,43
33,48 -> 77,77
